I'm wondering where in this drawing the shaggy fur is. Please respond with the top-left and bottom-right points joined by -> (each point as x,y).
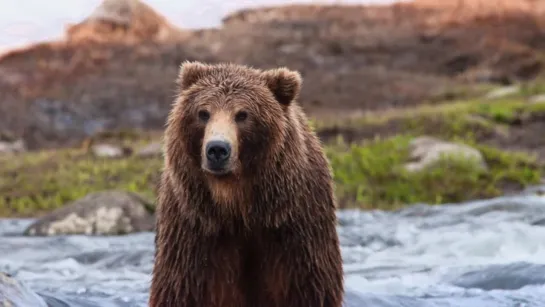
149,61 -> 344,307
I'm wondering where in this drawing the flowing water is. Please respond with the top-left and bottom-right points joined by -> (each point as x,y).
3,190 -> 545,306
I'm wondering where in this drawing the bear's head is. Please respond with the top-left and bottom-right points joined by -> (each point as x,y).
165,62 -> 303,205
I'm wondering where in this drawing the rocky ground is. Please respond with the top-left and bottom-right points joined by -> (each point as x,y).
1,0 -> 545,226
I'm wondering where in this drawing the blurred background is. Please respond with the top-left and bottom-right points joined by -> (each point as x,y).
2,0 -> 545,306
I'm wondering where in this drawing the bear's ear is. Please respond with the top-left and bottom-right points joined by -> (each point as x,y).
262,68 -> 302,106
177,61 -> 210,90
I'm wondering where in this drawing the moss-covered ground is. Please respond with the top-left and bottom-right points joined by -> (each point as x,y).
2,82 -> 545,217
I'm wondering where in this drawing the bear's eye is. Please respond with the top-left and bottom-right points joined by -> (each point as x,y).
235,111 -> 248,122
198,110 -> 210,122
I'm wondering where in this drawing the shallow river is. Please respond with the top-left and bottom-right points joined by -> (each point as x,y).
3,191 -> 545,306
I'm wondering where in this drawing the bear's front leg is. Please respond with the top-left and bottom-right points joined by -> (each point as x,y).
257,222 -> 345,307
149,222 -> 246,307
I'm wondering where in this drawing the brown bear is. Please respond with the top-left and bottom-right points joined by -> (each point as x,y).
149,61 -> 344,307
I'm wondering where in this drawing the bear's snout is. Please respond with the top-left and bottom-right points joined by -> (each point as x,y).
201,111 -> 239,176
206,140 -> 231,168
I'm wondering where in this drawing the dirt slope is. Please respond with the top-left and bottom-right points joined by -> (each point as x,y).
0,0 -> 544,149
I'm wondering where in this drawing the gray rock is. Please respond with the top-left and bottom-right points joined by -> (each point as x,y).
91,144 -> 131,158
485,85 -> 520,99
24,191 -> 155,236
404,136 -> 487,173
528,94 -> 545,104
0,140 -> 26,154
0,272 -> 48,307
136,142 -> 163,157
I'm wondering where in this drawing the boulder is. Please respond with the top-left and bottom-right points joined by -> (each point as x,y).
404,136 -> 487,172
24,191 -> 155,236
485,85 -> 520,100
0,139 -> 25,154
136,142 -> 163,157
0,272 -> 47,307
529,94 -> 545,104
65,0 -> 185,43
91,143 -> 132,158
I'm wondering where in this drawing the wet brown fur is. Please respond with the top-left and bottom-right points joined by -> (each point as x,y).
149,61 -> 344,307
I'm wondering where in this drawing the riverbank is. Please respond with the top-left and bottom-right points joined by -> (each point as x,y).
2,83 -> 545,217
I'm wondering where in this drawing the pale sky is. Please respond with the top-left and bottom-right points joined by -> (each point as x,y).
0,0 -> 400,52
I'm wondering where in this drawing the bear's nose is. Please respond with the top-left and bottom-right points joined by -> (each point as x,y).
206,141 -> 231,163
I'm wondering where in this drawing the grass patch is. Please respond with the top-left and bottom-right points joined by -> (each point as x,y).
317,84 -> 545,209
327,135 -> 541,210
317,93 -> 545,144
0,133 -> 540,217
0,149 -> 162,217
2,84 -> 545,217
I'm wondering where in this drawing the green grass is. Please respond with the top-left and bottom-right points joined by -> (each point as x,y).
327,135 -> 540,210
1,83 -> 545,216
1,131 -> 538,216
0,149 -> 162,217
320,87 -> 545,209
